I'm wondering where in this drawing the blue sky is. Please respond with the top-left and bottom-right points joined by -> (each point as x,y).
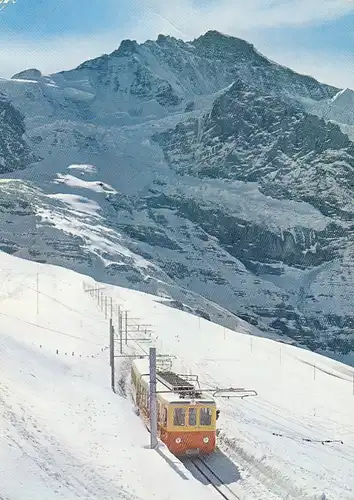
0,0 -> 136,36
0,0 -> 353,88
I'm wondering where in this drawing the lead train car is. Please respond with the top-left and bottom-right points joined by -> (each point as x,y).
131,358 -> 217,456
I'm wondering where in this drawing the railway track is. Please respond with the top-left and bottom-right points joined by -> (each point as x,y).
184,457 -> 241,500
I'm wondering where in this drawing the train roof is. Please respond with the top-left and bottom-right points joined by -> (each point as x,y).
132,357 -> 216,405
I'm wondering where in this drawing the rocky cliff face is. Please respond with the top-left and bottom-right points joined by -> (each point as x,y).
151,78 -> 354,352
0,96 -> 35,173
0,31 -> 353,360
153,78 -> 354,222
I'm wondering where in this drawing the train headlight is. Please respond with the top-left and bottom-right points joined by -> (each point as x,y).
203,437 -> 209,444
175,437 -> 182,444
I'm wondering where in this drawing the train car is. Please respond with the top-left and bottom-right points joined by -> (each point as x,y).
130,357 -> 218,457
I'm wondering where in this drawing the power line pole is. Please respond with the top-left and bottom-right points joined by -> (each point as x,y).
125,310 -> 128,345
118,308 -> 123,354
110,318 -> 113,368
149,347 -> 158,449
110,318 -> 115,392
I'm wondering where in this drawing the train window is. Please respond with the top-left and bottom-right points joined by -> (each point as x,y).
173,407 -> 186,426
200,407 -> 212,426
163,408 -> 168,426
188,407 -> 197,426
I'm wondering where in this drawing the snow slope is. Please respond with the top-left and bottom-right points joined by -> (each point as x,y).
0,251 -> 219,500
303,87 -> 354,137
1,250 -> 353,500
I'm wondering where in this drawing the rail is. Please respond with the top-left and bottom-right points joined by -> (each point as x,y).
184,457 -> 241,500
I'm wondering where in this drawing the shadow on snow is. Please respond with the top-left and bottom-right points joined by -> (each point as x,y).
181,447 -> 241,486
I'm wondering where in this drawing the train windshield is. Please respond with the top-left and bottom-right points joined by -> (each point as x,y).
188,407 -> 197,426
200,407 -> 212,425
173,407 -> 186,426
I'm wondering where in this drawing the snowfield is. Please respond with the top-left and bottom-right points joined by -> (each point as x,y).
0,250 -> 353,500
0,252 -> 217,500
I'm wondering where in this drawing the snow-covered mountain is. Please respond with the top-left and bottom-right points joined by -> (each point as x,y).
0,30 -> 353,359
1,250 -> 354,499
304,87 -> 354,128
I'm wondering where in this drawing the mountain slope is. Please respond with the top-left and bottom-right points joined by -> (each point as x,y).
151,77 -> 354,351
1,250 -> 354,499
0,250 -> 220,500
0,31 -> 353,358
0,31 -> 339,129
153,78 -> 354,218
69,30 -> 338,106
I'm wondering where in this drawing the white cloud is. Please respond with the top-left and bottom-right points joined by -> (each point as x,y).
137,0 -> 354,38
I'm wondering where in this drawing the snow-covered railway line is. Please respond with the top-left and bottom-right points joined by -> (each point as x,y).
183,457 -> 241,500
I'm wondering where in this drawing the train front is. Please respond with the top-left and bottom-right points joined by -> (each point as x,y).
161,402 -> 217,456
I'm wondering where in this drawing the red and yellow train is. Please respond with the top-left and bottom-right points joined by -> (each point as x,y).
130,358 -> 219,456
